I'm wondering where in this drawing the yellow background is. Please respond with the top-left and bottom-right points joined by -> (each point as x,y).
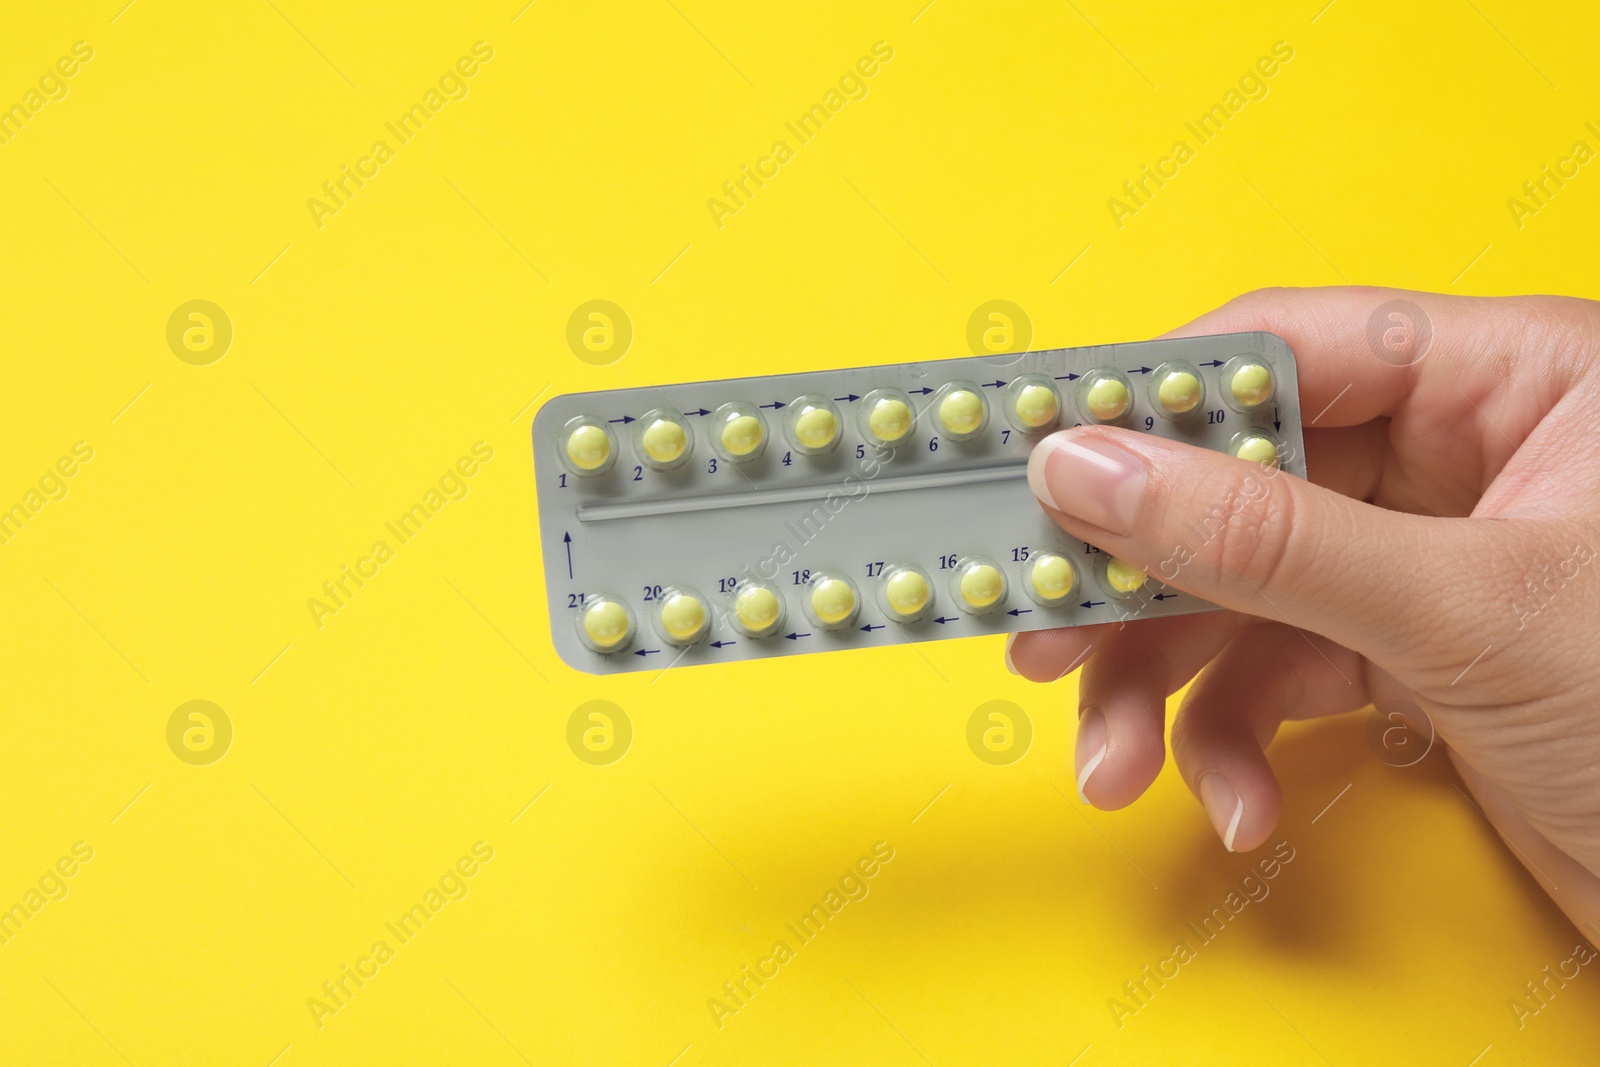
3,0 -> 1598,1063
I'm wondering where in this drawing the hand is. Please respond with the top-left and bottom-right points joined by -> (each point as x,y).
1005,286 -> 1600,932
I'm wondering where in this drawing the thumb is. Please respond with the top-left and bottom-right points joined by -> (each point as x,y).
1025,425 -> 1540,677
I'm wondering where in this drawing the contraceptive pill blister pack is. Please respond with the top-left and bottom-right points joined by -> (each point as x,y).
533,332 -> 1304,674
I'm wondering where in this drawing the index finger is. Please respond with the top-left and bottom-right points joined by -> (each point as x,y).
1158,285 -> 1597,428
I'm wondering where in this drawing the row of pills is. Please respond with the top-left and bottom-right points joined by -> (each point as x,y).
573,550 -> 1160,655
557,356 -> 1280,478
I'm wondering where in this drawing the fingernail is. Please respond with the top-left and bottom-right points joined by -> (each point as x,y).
1004,635 -> 1020,675
1075,706 -> 1107,804
1199,772 -> 1244,852
1027,430 -> 1146,535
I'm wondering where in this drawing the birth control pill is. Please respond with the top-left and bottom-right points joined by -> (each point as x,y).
1004,375 -> 1061,433
576,595 -> 634,653
950,556 -> 1007,615
887,570 -> 929,615
636,409 -> 692,470
804,573 -> 859,630
878,564 -> 933,623
858,387 -> 916,447
642,421 -> 686,463
1225,358 -> 1275,410
1102,557 -> 1147,597
871,400 -> 911,440
730,580 -> 785,638
655,587 -> 710,646
712,402 -> 768,462
723,417 -> 763,456
1023,552 -> 1078,606
567,426 -> 610,469
1152,362 -> 1204,417
936,382 -> 988,441
1078,370 -> 1133,423
558,417 -> 618,477
795,408 -> 837,449
785,395 -> 843,455
1231,431 -> 1280,468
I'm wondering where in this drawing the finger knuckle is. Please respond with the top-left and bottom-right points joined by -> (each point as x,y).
1190,465 -> 1304,594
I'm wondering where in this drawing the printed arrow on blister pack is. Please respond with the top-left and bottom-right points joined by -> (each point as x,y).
834,394 -> 860,402
609,415 -> 635,424
760,401 -> 786,409
634,648 -> 661,656
1080,600 -> 1105,609
1054,373 -> 1079,381
784,631 -> 810,640
1129,366 -> 1153,374
710,640 -> 736,648
932,616 -> 959,624
981,380 -> 1005,388
1153,593 -> 1178,601
859,623 -> 885,632
563,532 -> 573,579
908,387 -> 934,395
684,407 -> 711,416
1006,608 -> 1032,616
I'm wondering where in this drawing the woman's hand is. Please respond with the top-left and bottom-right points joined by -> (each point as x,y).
1005,286 -> 1600,931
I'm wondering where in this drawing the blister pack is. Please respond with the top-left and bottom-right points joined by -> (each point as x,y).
533,332 -> 1304,674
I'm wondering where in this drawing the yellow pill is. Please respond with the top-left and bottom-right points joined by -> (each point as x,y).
565,424 -> 611,471
1086,377 -> 1130,421
734,585 -> 781,632
811,578 -> 856,625
940,389 -> 985,435
1014,384 -> 1059,429
658,592 -> 706,643
1230,363 -> 1273,408
583,600 -> 631,650
959,564 -> 1004,609
885,569 -> 930,617
868,398 -> 912,443
640,418 -> 687,464
1158,371 -> 1202,415
1234,434 -> 1279,467
1030,554 -> 1075,601
1105,557 -> 1146,595
795,406 -> 839,450
721,414 -> 764,457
